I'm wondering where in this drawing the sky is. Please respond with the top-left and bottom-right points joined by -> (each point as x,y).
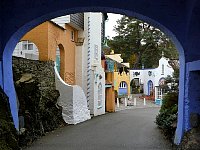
105,13 -> 122,39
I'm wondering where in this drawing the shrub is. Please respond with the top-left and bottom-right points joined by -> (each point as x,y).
160,92 -> 178,112
155,92 -> 178,141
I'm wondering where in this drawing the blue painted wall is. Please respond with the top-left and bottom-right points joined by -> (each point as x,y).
188,72 -> 200,115
185,71 -> 200,131
182,60 -> 200,131
1,0 -> 200,144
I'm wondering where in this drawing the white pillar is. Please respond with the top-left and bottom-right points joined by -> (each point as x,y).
144,98 -> 146,106
125,97 -> 127,106
130,94 -> 132,100
154,87 -> 157,102
134,98 -> 137,106
117,98 -> 120,107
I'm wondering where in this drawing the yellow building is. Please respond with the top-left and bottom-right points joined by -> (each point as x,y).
106,50 -> 130,96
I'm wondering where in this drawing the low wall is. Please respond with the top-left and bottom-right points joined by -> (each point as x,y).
55,65 -> 91,124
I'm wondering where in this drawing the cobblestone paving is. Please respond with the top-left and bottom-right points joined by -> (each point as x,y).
116,94 -> 160,111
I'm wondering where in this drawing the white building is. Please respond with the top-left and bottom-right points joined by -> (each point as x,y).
13,40 -> 39,60
82,12 -> 105,116
130,54 -> 174,103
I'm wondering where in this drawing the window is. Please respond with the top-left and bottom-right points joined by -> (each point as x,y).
71,30 -> 74,41
22,41 -> 34,51
159,78 -> 165,86
98,83 -> 102,108
157,87 -> 163,99
119,81 -> 127,88
161,64 -> 164,75
28,44 -> 33,50
22,41 -> 27,50
94,44 -> 98,60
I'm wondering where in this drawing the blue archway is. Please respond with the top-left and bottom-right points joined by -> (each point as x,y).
2,0 -> 200,144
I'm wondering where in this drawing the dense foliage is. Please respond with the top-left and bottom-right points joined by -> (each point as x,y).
155,69 -> 179,141
107,16 -> 178,68
155,92 -> 178,140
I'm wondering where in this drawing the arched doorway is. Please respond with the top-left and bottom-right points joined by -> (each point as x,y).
147,80 -> 153,96
130,78 -> 141,94
56,44 -> 65,80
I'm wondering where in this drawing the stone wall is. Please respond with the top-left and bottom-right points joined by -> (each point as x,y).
12,56 -> 64,147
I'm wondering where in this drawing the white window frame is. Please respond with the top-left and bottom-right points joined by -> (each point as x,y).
22,40 -> 34,51
157,87 -> 163,99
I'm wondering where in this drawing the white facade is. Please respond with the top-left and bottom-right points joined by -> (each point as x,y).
13,41 -> 39,60
130,56 -> 174,97
82,12 -> 105,116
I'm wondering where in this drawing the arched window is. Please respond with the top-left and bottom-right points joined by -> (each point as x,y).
119,81 -> 128,95
98,83 -> 103,108
159,78 -> 165,86
119,81 -> 127,88
56,44 -> 65,81
148,80 -> 153,95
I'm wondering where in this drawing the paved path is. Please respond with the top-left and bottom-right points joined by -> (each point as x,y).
24,107 -> 172,150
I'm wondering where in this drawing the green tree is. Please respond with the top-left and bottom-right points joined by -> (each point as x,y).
108,16 -> 178,68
